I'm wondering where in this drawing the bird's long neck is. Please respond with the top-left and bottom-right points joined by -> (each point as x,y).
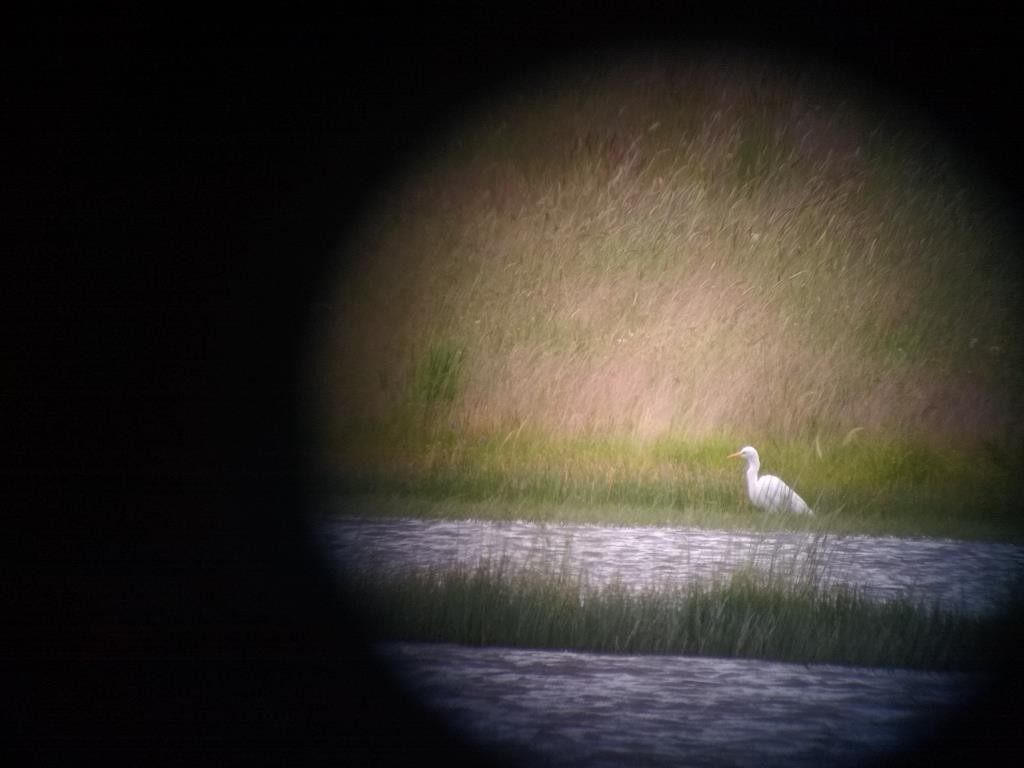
744,460 -> 760,496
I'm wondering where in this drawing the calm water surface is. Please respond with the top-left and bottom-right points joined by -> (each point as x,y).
321,510 -> 1022,767
382,641 -> 976,768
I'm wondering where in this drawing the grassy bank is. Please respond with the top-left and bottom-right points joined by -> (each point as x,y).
322,428 -> 1022,540
350,560 -> 991,671
312,54 -> 1023,541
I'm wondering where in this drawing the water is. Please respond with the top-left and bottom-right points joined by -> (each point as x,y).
321,515 -> 1024,616
383,642 -> 976,767
320,512 -> 1023,767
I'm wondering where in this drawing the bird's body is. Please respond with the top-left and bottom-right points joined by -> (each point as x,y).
728,446 -> 813,515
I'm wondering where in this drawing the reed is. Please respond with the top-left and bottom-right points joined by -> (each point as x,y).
349,559 -> 989,671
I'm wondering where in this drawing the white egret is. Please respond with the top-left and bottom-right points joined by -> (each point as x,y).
727,446 -> 813,515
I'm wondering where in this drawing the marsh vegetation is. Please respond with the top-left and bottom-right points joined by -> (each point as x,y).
313,54 -> 1023,540
353,560 -> 991,670
313,53 -> 1024,677
329,515 -> 1023,670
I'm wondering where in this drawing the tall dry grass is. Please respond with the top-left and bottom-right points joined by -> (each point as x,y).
314,54 -> 1022,495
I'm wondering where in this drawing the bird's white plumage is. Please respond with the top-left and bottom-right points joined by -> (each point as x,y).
728,445 -> 813,515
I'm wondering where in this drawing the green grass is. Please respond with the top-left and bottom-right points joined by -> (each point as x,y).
349,559 -> 994,671
409,341 -> 466,410
320,428 -> 1023,540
